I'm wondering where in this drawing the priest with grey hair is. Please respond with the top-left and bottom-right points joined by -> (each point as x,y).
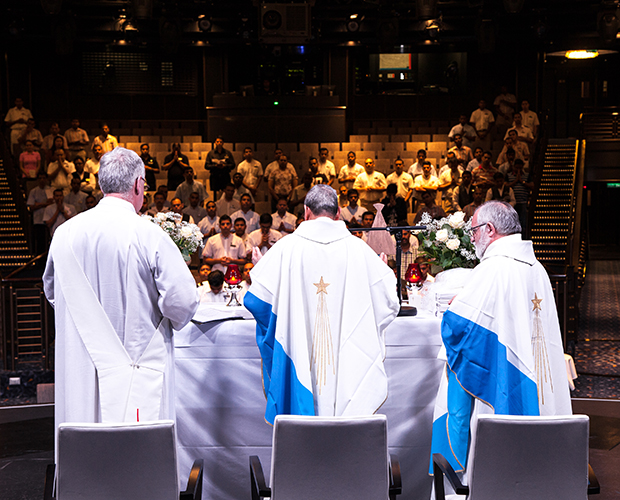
44,147 -> 199,437
244,183 -> 399,424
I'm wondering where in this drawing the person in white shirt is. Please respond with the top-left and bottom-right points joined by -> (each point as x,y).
412,161 -> 440,211
174,166 -> 209,207
199,270 -> 228,303
215,183 -> 241,216
28,172 -> 54,254
448,134 -> 474,165
272,197 -> 297,236
183,192 -> 207,224
520,100 -> 540,139
230,193 -> 260,233
470,100 -> 495,141
339,189 -> 364,224
201,215 -> 247,273
170,198 -> 195,224
4,98 -> 33,153
65,177 -> 88,214
64,119 -> 90,159
448,114 -> 477,148
43,188 -> 76,236
247,213 -> 282,255
42,123 -> 68,155
386,158 -> 414,211
232,172 -> 254,204
317,147 -> 336,185
338,151 -> 364,189
146,192 -> 168,217
353,158 -> 387,213
408,149 -> 437,178
196,263 -> 212,288
86,144 -> 103,175
47,149 -> 75,195
505,112 -> 534,156
92,124 -> 119,153
438,156 -> 464,214
467,147 -> 484,172
233,217 -> 250,255
197,201 -> 221,241
236,147 -> 263,195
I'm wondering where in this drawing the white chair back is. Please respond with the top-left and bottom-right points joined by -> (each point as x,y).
57,420 -> 179,500
270,414 -> 389,500
468,414 -> 589,500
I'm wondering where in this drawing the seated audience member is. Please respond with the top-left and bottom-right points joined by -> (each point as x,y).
17,118 -> 43,152
201,215 -> 247,273
289,172 -> 313,217
234,218 -> 250,251
170,197 -> 194,223
340,188 -> 364,224
467,147 -> 484,172
140,143 -> 160,191
349,221 -> 364,239
470,99 -> 495,142
47,149 -> 74,195
338,151 -> 364,189
205,136 -> 235,198
175,166 -> 209,206
505,159 -> 533,231
71,155 -> 96,194
197,201 -> 221,240
84,195 -> 97,211
27,172 -> 54,255
163,142 -> 189,191
85,144 -> 103,175
184,192 -> 207,224
360,211 -> 375,242
199,270 -> 228,303
386,158 -> 414,210
146,192 -> 169,216
413,190 -> 447,224
41,122 -> 68,155
232,172 -> 254,203
43,188 -> 76,236
381,184 -> 408,226
353,158 -> 387,213
231,193 -> 260,233
412,161 -> 440,211
409,149 -> 436,178
448,133 -> 474,165
338,185 -> 349,208
197,263 -> 212,288
92,123 -> 118,153
272,197 -> 296,236
236,147 -> 263,196
448,114 -> 477,148
471,151 -> 497,192
65,177 -> 88,214
317,147 -> 336,185
64,118 -> 89,160
498,147 -> 516,176
216,183 -> 241,216
19,140 -> 41,180
438,156 -> 463,214
269,154 -> 298,211
463,187 -> 484,221
489,174 -> 517,204
247,213 -> 282,255
453,170 -> 474,212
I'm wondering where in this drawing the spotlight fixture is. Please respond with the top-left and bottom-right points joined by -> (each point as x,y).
198,15 -> 212,32
565,50 -> 599,59
347,15 -> 362,33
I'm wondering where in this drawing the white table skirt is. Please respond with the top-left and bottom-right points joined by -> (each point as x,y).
174,313 -> 443,500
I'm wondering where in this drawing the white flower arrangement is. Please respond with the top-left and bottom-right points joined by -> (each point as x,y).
415,211 -> 478,270
143,212 -> 203,262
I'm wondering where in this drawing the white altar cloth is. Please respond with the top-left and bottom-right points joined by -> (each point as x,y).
174,313 -> 443,500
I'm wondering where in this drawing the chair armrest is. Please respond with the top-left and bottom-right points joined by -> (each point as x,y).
432,453 -> 469,499
43,464 -> 55,500
180,459 -> 204,500
250,455 -> 271,500
389,454 -> 402,499
588,463 -> 600,495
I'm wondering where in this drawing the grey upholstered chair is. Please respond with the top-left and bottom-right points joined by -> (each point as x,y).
44,420 -> 203,500
250,414 -> 401,500
432,414 -> 600,500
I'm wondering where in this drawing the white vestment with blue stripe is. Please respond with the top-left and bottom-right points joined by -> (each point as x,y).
430,233 -> 572,476
244,217 -> 399,424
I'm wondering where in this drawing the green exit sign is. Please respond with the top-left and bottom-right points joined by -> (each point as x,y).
607,182 -> 620,188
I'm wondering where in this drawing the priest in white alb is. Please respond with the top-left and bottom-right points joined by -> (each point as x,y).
430,201 -> 572,492
244,184 -> 399,424
44,147 -> 199,433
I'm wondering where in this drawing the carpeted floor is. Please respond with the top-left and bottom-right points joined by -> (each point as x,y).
573,260 -> 620,398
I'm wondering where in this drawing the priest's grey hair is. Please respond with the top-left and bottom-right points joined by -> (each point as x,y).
305,184 -> 338,217
475,201 -> 521,235
99,147 -> 145,195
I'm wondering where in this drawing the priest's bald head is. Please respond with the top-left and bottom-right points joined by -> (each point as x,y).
471,201 -> 521,258
304,184 -> 341,221
98,147 -> 146,213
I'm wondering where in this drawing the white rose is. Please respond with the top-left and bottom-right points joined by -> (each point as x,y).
154,212 -> 167,222
436,229 -> 449,242
180,225 -> 194,239
448,212 -> 465,229
446,238 -> 460,251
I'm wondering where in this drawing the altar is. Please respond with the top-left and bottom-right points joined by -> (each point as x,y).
174,313 -> 444,500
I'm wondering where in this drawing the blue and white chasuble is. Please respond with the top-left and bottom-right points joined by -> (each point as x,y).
244,217 -> 399,424
430,234 -> 572,475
